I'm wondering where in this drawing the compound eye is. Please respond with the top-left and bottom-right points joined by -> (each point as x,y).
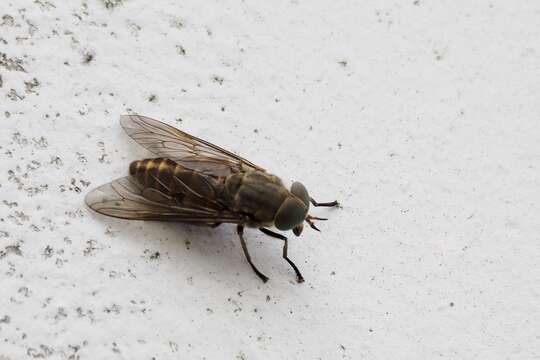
291,182 -> 310,208
275,197 -> 307,230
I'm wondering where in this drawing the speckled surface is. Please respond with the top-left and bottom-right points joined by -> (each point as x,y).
1,0 -> 539,359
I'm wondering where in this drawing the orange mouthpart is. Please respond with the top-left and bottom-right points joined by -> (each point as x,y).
305,215 -> 327,232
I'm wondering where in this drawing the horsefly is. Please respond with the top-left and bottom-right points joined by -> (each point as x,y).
85,115 -> 339,283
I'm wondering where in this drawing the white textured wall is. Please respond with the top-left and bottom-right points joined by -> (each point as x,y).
1,0 -> 539,359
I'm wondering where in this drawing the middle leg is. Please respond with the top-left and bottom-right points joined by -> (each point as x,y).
237,225 -> 269,283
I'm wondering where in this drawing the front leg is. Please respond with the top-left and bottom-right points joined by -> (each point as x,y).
259,228 -> 304,283
237,225 -> 269,283
310,197 -> 339,207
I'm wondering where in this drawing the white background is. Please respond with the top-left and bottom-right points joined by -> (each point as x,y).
1,0 -> 539,359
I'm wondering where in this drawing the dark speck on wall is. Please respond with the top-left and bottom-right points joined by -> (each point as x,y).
82,52 -> 94,64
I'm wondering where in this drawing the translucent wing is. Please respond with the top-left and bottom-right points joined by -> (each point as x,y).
120,115 -> 265,176
84,176 -> 245,224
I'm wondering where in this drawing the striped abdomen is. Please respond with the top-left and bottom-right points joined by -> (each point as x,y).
129,158 -> 220,200
129,158 -> 186,195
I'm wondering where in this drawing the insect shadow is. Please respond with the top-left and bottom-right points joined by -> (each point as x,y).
95,216 -> 287,283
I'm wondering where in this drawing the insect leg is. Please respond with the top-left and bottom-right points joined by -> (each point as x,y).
259,228 -> 305,283
310,198 -> 339,207
237,225 -> 269,283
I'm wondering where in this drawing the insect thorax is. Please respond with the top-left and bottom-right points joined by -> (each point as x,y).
224,171 -> 289,226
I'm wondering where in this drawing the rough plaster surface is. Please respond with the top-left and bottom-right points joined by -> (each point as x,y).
1,0 -> 539,359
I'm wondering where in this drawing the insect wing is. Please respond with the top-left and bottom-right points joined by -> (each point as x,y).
120,115 -> 264,176
84,176 -> 243,223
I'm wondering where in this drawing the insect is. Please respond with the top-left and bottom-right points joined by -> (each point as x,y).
85,115 -> 339,283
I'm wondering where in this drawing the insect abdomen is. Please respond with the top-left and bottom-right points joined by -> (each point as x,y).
129,158 -> 221,201
129,158 -> 180,194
